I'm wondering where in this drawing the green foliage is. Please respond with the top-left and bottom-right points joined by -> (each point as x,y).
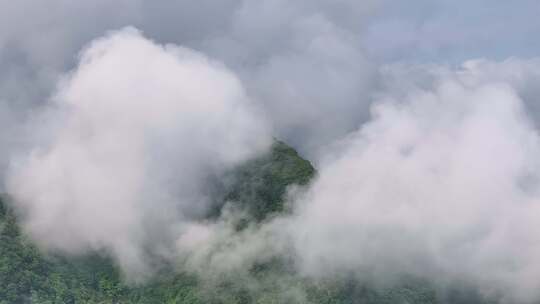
222,140 -> 315,221
0,141 -> 318,304
0,199 -> 48,304
0,142 -> 494,303
0,196 -> 5,219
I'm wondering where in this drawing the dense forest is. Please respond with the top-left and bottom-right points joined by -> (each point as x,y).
1,142 -> 490,304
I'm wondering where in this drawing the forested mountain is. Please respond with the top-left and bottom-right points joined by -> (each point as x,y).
0,142 -> 488,304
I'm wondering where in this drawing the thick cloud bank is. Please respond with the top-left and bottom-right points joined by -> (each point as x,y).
0,0 -> 379,157
149,59 -> 540,303
284,60 -> 540,302
6,28 -> 271,277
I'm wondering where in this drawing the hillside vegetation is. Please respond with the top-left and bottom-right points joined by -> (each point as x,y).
0,141 -> 488,303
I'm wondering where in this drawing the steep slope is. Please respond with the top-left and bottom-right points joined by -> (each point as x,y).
219,140 -> 315,221
0,141 -> 490,304
0,141 -> 316,303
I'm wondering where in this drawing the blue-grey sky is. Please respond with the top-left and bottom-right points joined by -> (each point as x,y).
366,0 -> 540,63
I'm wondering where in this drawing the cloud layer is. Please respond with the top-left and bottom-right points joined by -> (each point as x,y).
3,1 -> 537,156
157,59 -> 540,303
2,1 -> 540,302
6,28 -> 271,278
282,60 -> 540,302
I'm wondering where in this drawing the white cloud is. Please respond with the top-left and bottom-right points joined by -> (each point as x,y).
6,28 -> 271,279
281,61 -> 540,302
